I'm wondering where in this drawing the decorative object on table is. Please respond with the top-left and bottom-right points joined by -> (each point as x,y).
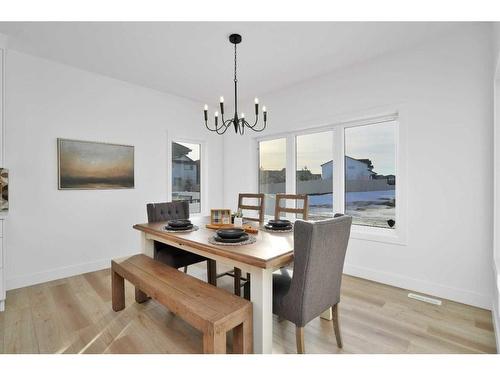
234,208 -> 244,227
205,223 -> 259,234
164,224 -> 199,233
203,34 -> 268,135
164,219 -> 198,232
210,209 -> 231,225
58,138 -> 134,190
208,234 -> 257,246
0,168 -> 8,212
263,219 -> 294,233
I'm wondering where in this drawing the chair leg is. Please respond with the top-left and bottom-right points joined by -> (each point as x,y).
296,326 -> 305,354
111,269 -> 125,312
207,259 -> 217,286
234,267 -> 242,296
183,266 -> 188,273
243,273 -> 251,300
332,303 -> 342,348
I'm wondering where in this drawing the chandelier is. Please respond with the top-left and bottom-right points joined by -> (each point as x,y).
203,34 -> 267,135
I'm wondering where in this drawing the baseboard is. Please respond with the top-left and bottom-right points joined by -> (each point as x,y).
343,263 -> 491,309
6,258 -> 116,291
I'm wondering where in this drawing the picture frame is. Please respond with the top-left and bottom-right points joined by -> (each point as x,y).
210,209 -> 231,225
57,138 -> 134,190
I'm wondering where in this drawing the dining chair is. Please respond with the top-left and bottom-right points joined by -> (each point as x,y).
216,193 -> 265,300
146,201 -> 217,285
274,193 -> 309,220
273,215 -> 352,353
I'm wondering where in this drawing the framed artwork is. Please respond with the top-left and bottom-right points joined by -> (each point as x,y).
210,209 -> 231,225
0,168 -> 7,211
57,138 -> 134,190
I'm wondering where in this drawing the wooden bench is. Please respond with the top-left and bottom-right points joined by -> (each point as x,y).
111,254 -> 253,354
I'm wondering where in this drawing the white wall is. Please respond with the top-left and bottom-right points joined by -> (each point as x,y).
5,50 -> 224,289
224,24 -> 494,308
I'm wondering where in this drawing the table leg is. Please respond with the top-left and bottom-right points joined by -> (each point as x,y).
141,232 -> 154,258
250,267 -> 273,354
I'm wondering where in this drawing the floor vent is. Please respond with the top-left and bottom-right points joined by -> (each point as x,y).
408,293 -> 442,305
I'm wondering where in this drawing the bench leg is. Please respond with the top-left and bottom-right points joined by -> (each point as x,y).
112,270 -> 125,312
135,287 -> 149,304
203,327 -> 226,354
233,318 -> 253,354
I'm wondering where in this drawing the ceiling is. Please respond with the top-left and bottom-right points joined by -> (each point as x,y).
0,22 -> 463,104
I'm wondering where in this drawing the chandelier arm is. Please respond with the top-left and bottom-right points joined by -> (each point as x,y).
214,119 -> 233,135
246,116 -> 267,132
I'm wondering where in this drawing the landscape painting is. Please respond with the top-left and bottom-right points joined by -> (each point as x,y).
58,139 -> 134,189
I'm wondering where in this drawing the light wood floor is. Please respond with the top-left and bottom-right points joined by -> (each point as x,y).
0,263 -> 496,354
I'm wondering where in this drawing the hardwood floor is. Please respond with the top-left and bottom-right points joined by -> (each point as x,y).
0,264 -> 496,354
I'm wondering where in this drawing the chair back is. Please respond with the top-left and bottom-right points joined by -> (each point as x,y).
275,194 -> 309,220
238,193 -> 265,223
146,201 -> 190,223
283,216 -> 352,326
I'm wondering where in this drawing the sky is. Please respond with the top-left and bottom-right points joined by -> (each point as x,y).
260,121 -> 396,176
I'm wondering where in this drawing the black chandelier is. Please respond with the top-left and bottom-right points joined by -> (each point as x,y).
203,33 -> 267,135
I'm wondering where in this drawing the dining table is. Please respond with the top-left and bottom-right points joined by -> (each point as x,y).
133,215 -> 332,354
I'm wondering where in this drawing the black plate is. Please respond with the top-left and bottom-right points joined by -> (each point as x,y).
164,224 -> 194,231
265,224 -> 292,231
167,219 -> 192,228
213,233 -> 249,243
216,228 -> 246,239
267,219 -> 291,228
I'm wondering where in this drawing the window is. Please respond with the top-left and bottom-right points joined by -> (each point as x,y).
344,121 -> 396,228
258,138 -> 286,217
172,141 -> 201,214
256,115 -> 400,235
296,131 -> 334,219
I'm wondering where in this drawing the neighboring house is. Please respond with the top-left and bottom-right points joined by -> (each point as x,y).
321,157 -> 376,181
172,142 -> 199,193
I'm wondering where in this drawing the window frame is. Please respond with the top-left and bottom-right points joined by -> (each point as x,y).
168,137 -> 206,216
255,111 -> 407,245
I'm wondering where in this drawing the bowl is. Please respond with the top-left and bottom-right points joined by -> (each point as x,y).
267,219 -> 291,228
167,219 -> 192,228
216,228 -> 246,239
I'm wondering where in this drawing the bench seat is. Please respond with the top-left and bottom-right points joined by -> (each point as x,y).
111,254 -> 253,354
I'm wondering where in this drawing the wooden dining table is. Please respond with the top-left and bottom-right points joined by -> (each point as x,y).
133,216 -> 332,354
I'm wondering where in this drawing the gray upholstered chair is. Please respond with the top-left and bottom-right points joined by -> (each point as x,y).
273,215 -> 352,353
146,201 -> 216,285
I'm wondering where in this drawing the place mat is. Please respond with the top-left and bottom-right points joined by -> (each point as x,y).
208,235 -> 257,246
261,224 -> 294,233
163,225 -> 199,233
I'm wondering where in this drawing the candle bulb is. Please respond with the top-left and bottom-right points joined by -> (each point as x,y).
219,97 -> 224,114
241,113 -> 245,122
204,104 -> 208,121
254,97 -> 259,115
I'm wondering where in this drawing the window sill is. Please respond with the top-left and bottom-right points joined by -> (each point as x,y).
350,225 -> 406,245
